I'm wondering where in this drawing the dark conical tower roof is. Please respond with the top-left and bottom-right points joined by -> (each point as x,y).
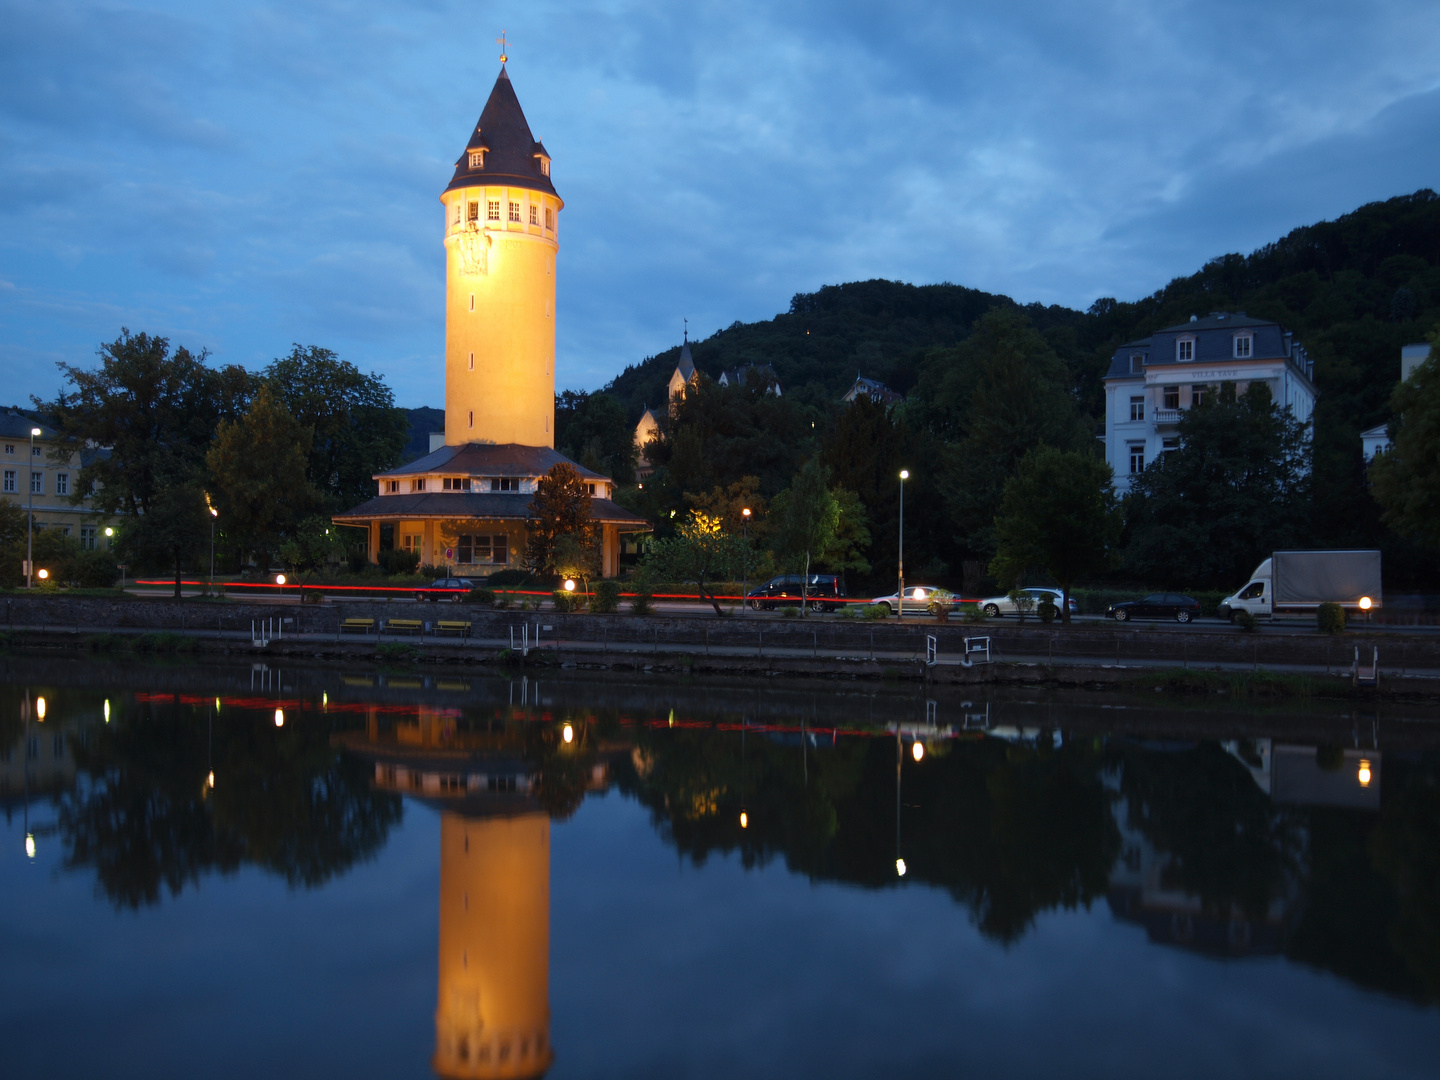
444,65 -> 558,199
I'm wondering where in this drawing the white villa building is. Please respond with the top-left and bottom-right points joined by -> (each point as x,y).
1361,342 -> 1431,461
1102,312 -> 1317,492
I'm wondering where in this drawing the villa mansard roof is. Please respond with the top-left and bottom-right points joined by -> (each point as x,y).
334,491 -> 647,527
1104,311 -> 1315,386
376,442 -> 608,481
443,66 -> 559,200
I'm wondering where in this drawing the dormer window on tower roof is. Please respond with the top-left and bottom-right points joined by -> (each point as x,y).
469,150 -> 485,169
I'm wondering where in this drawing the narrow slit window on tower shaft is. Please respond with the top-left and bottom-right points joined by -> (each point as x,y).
468,352 -> 474,370
468,411 -> 474,429
469,295 -> 474,311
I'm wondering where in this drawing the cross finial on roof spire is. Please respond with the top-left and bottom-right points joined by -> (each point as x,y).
497,29 -> 509,63
683,317 -> 688,344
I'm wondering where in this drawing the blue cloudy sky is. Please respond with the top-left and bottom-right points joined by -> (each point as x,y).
2,0 -> 1437,409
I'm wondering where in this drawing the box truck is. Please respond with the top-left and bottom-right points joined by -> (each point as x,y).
1217,550 -> 1382,621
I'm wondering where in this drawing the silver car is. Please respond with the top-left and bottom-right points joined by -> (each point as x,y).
869,585 -> 958,616
978,587 -> 1078,618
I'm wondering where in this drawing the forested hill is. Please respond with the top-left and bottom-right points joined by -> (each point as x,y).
603,189 -> 1440,436
602,281 -> 1092,417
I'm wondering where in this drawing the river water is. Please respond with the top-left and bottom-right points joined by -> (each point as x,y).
2,653 -> 1438,1078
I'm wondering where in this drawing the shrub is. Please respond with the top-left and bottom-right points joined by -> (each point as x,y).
552,589 -> 578,613
591,579 -> 621,614
378,548 -> 420,576
1235,610 -> 1257,632
863,603 -> 891,621
346,549 -> 369,574
960,603 -> 985,624
1317,601 -> 1346,634
493,594 -> 512,610
630,578 -> 654,616
835,602 -> 858,619
417,563 -> 446,579
779,605 -> 800,618
1037,599 -> 1058,624
464,587 -> 496,605
487,569 -> 531,587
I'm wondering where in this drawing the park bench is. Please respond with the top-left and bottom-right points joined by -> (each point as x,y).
434,620 -> 472,639
340,618 -> 375,635
385,618 -> 424,637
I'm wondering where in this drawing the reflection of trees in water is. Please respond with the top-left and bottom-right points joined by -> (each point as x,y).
1108,741 -> 1305,921
618,726 -> 1120,944
59,698 -> 402,907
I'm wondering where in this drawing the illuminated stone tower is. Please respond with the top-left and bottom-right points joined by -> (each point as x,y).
433,810 -> 554,1079
442,63 -> 562,448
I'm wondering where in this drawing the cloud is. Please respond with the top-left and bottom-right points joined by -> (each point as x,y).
1,0 -> 1437,406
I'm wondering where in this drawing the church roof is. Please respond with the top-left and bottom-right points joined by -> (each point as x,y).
675,341 -> 695,381
443,66 -> 558,199
376,443 -> 604,481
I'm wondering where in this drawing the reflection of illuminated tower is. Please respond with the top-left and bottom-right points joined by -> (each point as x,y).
434,811 -> 553,1079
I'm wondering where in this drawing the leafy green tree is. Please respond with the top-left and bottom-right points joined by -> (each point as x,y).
41,329 -> 253,595
1123,383 -> 1311,588
278,516 -> 344,584
1369,338 -> 1440,549
767,459 -> 870,612
909,308 -> 1090,559
207,384 -> 322,570
264,345 -> 409,510
645,509 -> 748,616
526,463 -> 597,575
989,447 -> 1118,623
556,390 -> 638,485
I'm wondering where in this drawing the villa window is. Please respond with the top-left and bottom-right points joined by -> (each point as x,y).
529,205 -> 539,226
457,533 -> 509,566
487,200 -> 500,221
2,470 -> 13,493
1191,385 -> 1208,407
1128,443 -> 1145,474
412,478 -> 426,492
442,477 -> 472,491
32,445 -> 41,457
1163,386 -> 1179,409
545,207 -> 554,230
80,525 -> 96,549
1177,339 -> 1194,362
1130,354 -> 1144,374
469,150 -> 484,169
1129,396 -> 1145,422
384,479 -> 399,493
1162,437 -> 1180,453
508,201 -> 521,223
489,477 -> 518,492
1234,334 -> 1252,358
56,472 -> 68,496
4,444 -> 13,454
401,534 -> 421,553
31,471 -> 43,495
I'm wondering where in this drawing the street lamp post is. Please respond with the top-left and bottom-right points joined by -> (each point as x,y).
208,506 -> 218,596
897,470 -> 909,621
741,508 -> 751,616
26,426 -> 40,589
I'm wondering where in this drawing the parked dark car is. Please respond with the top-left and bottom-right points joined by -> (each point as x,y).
1106,593 -> 1202,623
415,577 -> 479,601
746,574 -> 847,612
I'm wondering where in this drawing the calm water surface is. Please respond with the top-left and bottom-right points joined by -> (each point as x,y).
2,654 -> 1438,1079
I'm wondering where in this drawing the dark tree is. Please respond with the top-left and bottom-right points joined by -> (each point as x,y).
555,390 -> 638,485
1123,383 -> 1311,588
525,462 -> 596,574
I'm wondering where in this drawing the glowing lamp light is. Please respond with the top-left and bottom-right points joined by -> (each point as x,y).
275,574 -> 287,586
912,741 -> 925,762
35,696 -> 46,721
104,527 -> 114,537
207,771 -> 215,789
742,508 -> 751,518
899,469 -> 910,480
1358,759 -> 1372,787
274,708 -> 285,728
210,507 -> 218,519
26,833 -> 36,859
36,568 -> 49,581
103,699 -> 110,723
563,579 -> 576,592
914,588 -> 927,600
895,858 -> 907,877
322,692 -> 328,709
31,427 -> 41,437
214,697 -> 221,712
739,811 -> 749,829
1359,596 -> 1373,611
562,723 -> 574,744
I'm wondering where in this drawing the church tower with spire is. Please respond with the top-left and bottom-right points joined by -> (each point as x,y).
442,61 -> 562,448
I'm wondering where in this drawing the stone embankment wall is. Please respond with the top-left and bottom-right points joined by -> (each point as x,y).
4,595 -> 1439,672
